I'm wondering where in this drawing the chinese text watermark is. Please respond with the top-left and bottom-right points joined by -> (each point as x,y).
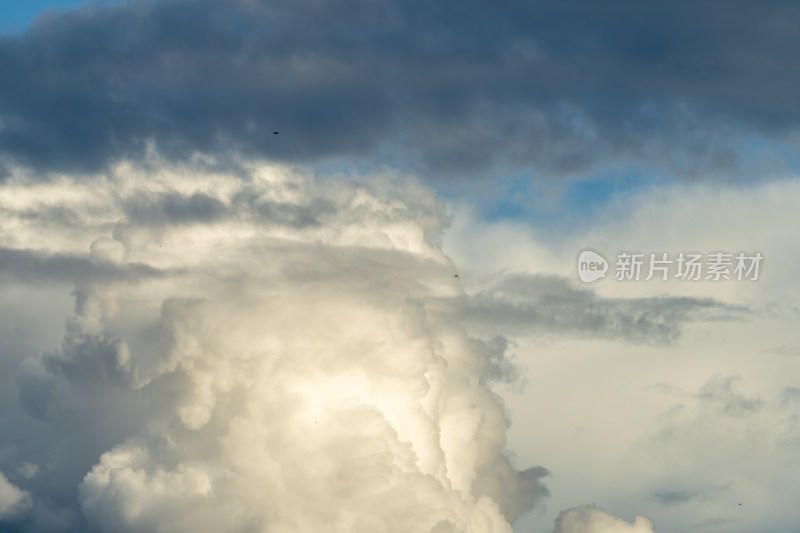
577,250 -> 762,283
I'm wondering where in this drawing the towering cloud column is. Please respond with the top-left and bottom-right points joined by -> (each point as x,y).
1,162 -> 547,532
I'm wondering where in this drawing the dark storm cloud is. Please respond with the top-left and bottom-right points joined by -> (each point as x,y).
1,0 -> 800,179
457,273 -> 748,345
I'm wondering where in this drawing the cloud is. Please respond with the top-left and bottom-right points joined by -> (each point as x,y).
764,345 -> 800,357
1,0 -> 799,179
609,373 -> 800,531
455,273 -> 745,345
650,480 -> 734,508
553,506 -> 656,533
779,386 -> 800,407
651,489 -> 698,506
0,162 -> 547,532
0,472 -> 31,520
441,174 -> 800,533
696,375 -> 764,416
0,247 -> 166,285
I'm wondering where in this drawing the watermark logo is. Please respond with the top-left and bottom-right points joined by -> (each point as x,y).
577,250 -> 763,283
577,249 -> 609,283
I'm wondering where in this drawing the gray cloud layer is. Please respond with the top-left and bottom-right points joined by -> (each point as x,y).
1,0 -> 799,179
0,248 -> 165,285
456,273 -> 746,345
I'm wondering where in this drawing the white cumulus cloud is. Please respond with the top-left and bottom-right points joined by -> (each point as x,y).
0,161 -> 547,532
554,506 -> 656,533
0,471 -> 31,520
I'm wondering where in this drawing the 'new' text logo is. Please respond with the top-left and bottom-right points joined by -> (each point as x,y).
577,249 -> 608,283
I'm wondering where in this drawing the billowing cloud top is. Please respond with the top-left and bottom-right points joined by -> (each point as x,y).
0,162 -> 548,532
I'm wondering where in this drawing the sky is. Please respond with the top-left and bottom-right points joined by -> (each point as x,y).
0,1 -> 799,532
